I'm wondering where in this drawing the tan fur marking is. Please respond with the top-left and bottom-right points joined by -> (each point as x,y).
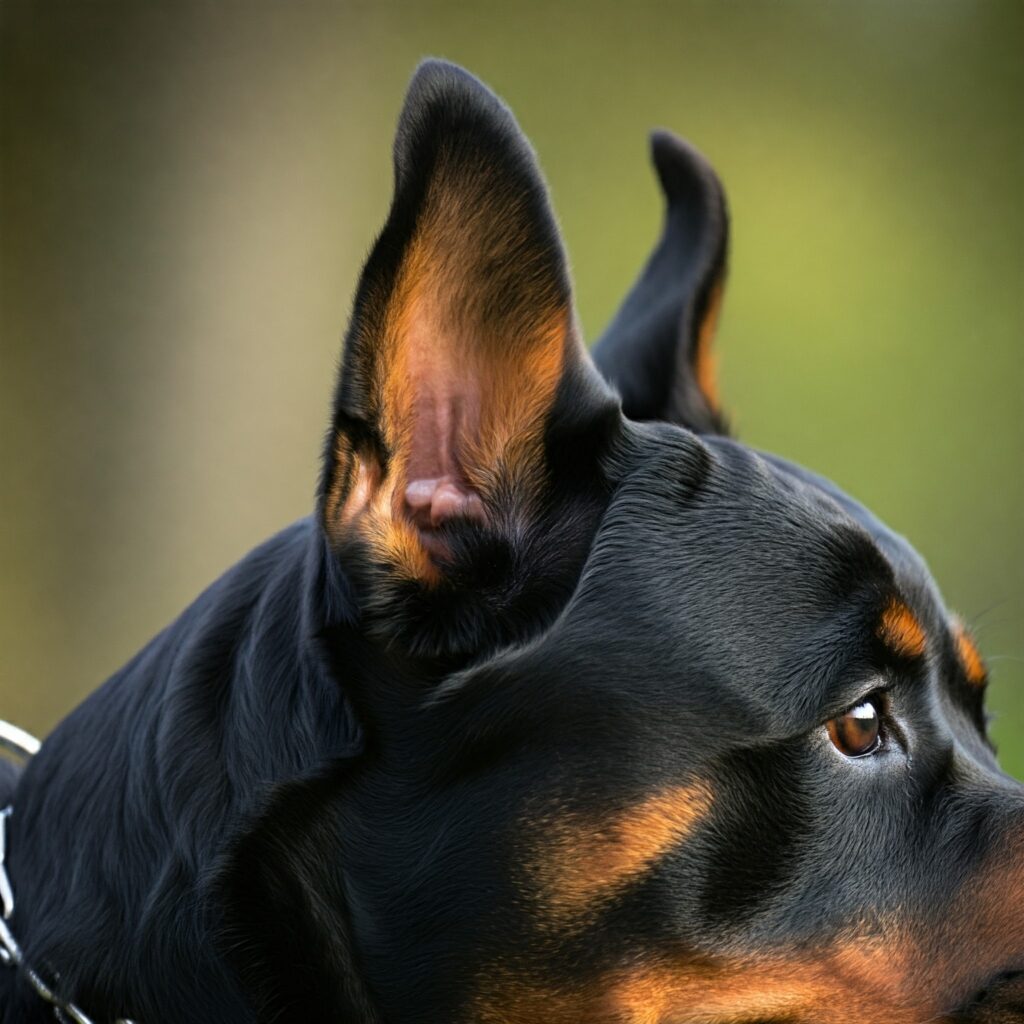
331,146 -> 572,580
953,620 -> 987,687
479,799 -> 1024,1023
529,784 -> 712,929
693,278 -> 724,411
472,929 -> 956,1024
323,434 -> 356,533
877,597 -> 927,659
475,848 -> 1024,1023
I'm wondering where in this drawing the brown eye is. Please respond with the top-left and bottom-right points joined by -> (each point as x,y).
827,700 -> 882,757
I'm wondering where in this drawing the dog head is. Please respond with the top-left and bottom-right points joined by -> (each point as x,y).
223,61 -> 1024,1023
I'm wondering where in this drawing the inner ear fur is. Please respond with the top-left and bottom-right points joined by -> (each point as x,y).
321,61 -> 601,584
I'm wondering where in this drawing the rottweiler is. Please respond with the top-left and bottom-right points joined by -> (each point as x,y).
1,60 -> 1021,1024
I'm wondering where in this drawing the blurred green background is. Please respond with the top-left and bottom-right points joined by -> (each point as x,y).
1,2 -> 1021,775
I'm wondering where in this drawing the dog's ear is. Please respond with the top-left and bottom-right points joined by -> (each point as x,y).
591,131 -> 729,434
321,61 -> 615,600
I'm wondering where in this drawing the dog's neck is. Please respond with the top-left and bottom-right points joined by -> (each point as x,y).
2,521 -> 376,1021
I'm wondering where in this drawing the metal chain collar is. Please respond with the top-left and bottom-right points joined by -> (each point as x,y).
1,721 -> 138,1024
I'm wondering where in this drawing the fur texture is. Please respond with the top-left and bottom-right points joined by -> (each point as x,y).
2,61 -> 1021,1024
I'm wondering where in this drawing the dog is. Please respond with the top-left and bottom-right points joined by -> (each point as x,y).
1,59 -> 1021,1024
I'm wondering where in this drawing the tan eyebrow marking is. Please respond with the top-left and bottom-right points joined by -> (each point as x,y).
877,597 -> 927,659
953,620 -> 987,687
527,783 -> 713,929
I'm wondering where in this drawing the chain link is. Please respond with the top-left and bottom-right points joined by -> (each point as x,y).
2,724 -> 138,1024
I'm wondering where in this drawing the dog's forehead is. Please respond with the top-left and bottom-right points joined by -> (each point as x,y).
585,429 -> 890,616
754,446 -> 944,611
510,428 -> 945,729
633,428 -> 942,619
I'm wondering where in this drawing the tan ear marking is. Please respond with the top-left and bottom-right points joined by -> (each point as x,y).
329,163 -> 573,579
877,597 -> 927,659
693,278 -> 724,412
322,65 -> 618,593
325,192 -> 573,577
952,620 -> 987,687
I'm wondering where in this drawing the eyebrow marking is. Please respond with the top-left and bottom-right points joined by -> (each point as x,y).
527,783 -> 712,929
877,597 -> 927,659
953,620 -> 987,687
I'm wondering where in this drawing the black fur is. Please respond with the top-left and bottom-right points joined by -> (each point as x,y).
2,60 -> 1021,1024
592,130 -> 729,434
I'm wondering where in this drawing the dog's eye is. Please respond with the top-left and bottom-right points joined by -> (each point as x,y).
827,699 -> 882,757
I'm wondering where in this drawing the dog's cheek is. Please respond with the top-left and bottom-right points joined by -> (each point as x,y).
521,782 -> 715,935
694,745 -> 814,932
466,946 -> 924,1024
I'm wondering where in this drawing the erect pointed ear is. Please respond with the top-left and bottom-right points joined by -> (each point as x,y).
320,61 -> 616,596
591,131 -> 730,434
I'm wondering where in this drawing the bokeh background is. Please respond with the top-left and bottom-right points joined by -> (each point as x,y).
2,2 -> 1022,775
